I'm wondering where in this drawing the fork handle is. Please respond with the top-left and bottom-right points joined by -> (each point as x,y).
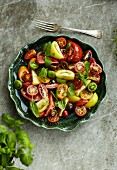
61,27 -> 103,39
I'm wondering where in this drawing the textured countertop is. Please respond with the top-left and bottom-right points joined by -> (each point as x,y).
0,0 -> 117,170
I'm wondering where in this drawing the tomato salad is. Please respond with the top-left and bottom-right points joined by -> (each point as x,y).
14,37 -> 102,123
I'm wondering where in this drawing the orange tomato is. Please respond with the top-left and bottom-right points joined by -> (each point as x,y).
18,66 -> 29,82
38,76 -> 50,84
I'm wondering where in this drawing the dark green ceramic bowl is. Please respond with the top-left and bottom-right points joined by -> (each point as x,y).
8,35 -> 106,131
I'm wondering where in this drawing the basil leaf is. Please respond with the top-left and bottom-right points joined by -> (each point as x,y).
57,100 -> 66,110
20,151 -> 33,167
76,73 -> 86,85
45,56 -> 52,67
68,82 -> 75,89
50,91 -> 58,101
39,67 -> 47,80
68,87 -> 75,96
84,61 -> 90,77
7,132 -> 16,149
0,125 -> 8,134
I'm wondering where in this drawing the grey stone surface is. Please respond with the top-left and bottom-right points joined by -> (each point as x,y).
0,0 -> 117,170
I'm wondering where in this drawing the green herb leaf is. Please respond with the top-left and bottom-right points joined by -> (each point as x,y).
84,61 -> 90,77
55,100 -> 66,110
7,132 -> 16,149
68,82 -> 75,89
68,87 -> 75,96
20,151 -> 33,167
6,167 -> 21,170
39,67 -> 47,80
45,56 -> 52,67
76,73 -> 87,85
43,41 -> 55,57
50,91 -> 58,101
66,42 -> 71,50
0,125 -> 8,134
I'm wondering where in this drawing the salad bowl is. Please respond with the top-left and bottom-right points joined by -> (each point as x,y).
8,35 -> 106,131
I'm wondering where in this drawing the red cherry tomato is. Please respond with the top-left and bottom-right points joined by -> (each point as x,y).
44,93 -> 55,117
71,78 -> 83,90
89,57 -> 96,64
22,73 -> 32,82
21,88 -> 41,101
47,112 -> 60,123
24,49 -> 36,60
90,63 -> 102,75
74,99 -> 88,107
62,110 -> 68,117
38,84 -> 48,98
56,37 -> 67,48
75,106 -> 87,117
74,62 -> 85,73
26,85 -> 38,96
67,41 -> 83,62
22,82 -> 32,88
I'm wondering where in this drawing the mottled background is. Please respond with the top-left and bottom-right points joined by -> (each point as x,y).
0,0 -> 117,170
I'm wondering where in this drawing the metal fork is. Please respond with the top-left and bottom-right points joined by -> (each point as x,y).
33,19 -> 103,39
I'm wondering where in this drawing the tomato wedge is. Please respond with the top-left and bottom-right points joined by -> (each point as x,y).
38,84 -> 48,98
67,41 -> 83,62
75,106 -> 87,117
90,63 -> 102,75
18,66 -> 29,82
24,49 -> 36,60
74,62 -> 85,73
44,93 -> 55,117
74,99 -> 88,107
80,89 -> 93,100
71,78 -> 83,90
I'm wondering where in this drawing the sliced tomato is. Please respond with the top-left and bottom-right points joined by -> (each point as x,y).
22,82 -> 32,88
56,37 -> 67,48
90,63 -> 102,75
75,106 -> 87,117
38,77 -> 50,84
39,111 -> 45,117
88,73 -> 100,83
28,58 -> 36,71
18,66 -> 29,82
80,89 -> 93,100
89,57 -> 96,64
24,49 -> 36,60
22,73 -> 32,82
21,88 -> 41,101
44,93 -> 55,117
47,112 -> 60,123
67,41 -> 83,62
71,78 -> 83,90
74,62 -> 85,73
62,110 -> 68,117
38,84 -> 48,98
46,84 -> 58,89
57,84 -> 68,99
74,99 -> 88,107
36,52 -> 58,64
26,85 -> 38,96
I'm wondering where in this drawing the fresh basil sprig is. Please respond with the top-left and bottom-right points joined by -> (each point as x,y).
0,114 -> 35,169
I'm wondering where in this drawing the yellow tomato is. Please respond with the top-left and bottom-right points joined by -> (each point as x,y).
50,41 -> 64,59
38,76 -> 50,84
85,93 -> 98,108
68,94 -> 81,103
18,66 -> 29,82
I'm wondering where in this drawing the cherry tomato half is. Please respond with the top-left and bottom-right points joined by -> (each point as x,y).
75,106 -> 87,117
56,37 -> 67,48
46,84 -> 58,89
67,41 -> 83,62
74,62 -> 85,73
24,49 -> 36,60
57,84 -> 68,99
71,78 -> 83,90
62,110 -> 68,117
22,82 -> 32,88
80,89 -> 93,100
38,84 -> 48,98
88,73 -> 100,83
90,63 -> 102,75
21,88 -> 41,101
47,112 -> 60,123
26,85 -> 38,96
89,57 -> 96,64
